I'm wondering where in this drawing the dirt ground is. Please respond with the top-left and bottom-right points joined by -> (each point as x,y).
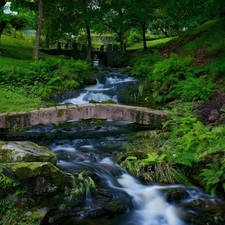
198,92 -> 225,125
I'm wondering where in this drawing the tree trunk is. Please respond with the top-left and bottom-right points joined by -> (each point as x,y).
86,23 -> 92,63
159,27 -> 169,37
142,22 -> 147,50
33,0 -> 43,61
0,21 -> 6,37
119,32 -> 125,55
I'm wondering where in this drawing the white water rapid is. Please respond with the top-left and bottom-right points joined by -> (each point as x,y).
116,174 -> 184,225
60,69 -> 138,105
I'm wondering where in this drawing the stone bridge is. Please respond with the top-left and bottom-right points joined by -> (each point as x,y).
40,43 -> 122,66
0,104 -> 169,129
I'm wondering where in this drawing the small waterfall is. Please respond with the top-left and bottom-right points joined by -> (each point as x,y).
60,69 -> 138,105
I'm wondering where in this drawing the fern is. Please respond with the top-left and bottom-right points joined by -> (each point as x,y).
151,53 -> 194,103
172,76 -> 217,101
199,161 -> 225,196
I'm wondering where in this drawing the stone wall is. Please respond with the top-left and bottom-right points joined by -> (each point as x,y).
0,104 -> 170,129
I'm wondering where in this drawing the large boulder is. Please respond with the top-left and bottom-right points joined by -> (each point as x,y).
2,162 -> 74,196
0,141 -> 56,165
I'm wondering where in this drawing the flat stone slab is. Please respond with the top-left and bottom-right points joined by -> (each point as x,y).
0,104 -> 170,129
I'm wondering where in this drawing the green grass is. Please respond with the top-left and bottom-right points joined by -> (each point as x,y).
0,88 -> 53,113
126,37 -> 176,50
0,35 -> 34,60
0,34 -> 47,64
0,34 -> 55,113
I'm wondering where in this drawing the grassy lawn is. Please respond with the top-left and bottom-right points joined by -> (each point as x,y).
127,37 -> 176,50
0,88 -> 53,113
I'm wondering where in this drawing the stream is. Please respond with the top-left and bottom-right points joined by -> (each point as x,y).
1,68 -> 224,224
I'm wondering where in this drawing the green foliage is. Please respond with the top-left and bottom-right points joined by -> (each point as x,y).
120,99 -> 225,191
162,115 -> 225,166
171,76 -> 217,101
0,86 -> 51,113
209,52 -> 225,75
199,157 -> 225,196
0,200 -> 39,225
0,57 -> 90,100
151,53 -> 194,103
125,29 -> 142,46
131,50 -> 163,79
0,164 -> 25,197
126,37 -> 175,50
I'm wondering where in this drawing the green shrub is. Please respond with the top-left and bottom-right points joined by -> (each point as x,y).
171,76 -> 218,101
150,53 -> 194,103
199,157 -> 225,197
126,29 -> 142,46
131,50 -> 162,79
0,57 -> 90,100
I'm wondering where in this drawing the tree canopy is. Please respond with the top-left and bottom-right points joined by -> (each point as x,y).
2,0 -> 224,60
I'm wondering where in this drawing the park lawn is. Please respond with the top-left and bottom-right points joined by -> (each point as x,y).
126,37 -> 176,50
0,88 -> 53,113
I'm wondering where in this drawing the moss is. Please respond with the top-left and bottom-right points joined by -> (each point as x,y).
28,207 -> 49,223
135,111 -> 144,124
57,109 -> 67,117
5,113 -> 30,128
76,106 -> 82,112
89,100 -> 99,103
100,99 -> 116,104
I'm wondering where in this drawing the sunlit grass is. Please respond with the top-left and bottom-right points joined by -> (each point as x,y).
127,37 -> 176,50
0,87 -> 54,113
0,34 -> 48,66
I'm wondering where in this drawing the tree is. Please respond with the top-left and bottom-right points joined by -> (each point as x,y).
33,0 -> 43,60
130,0 -> 159,50
0,0 -> 6,37
98,0 -> 133,55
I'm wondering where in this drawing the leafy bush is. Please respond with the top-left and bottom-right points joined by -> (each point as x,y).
171,76 -> 218,101
0,57 -> 90,100
199,157 -> 225,197
151,53 -> 194,103
126,29 -> 142,46
131,50 -> 163,79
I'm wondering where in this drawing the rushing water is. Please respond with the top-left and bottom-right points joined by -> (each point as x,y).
1,69 -> 223,224
3,120 -> 222,225
59,68 -> 139,105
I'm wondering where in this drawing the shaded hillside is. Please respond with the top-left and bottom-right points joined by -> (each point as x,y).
161,19 -> 225,72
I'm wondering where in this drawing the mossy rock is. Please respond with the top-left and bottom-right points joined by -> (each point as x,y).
25,207 -> 49,224
0,141 -> 56,165
2,162 -> 74,195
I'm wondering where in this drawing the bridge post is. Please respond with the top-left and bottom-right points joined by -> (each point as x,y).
72,42 -> 78,51
57,42 -> 61,50
113,45 -> 118,51
107,44 -> 113,52
100,45 -> 104,52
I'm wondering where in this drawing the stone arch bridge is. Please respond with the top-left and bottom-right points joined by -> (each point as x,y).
41,43 -> 123,66
0,104 -> 170,129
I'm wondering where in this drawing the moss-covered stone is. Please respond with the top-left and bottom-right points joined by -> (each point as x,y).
57,109 -> 67,117
25,207 -> 49,224
2,162 -> 74,195
100,99 -> 117,104
0,141 -> 57,165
